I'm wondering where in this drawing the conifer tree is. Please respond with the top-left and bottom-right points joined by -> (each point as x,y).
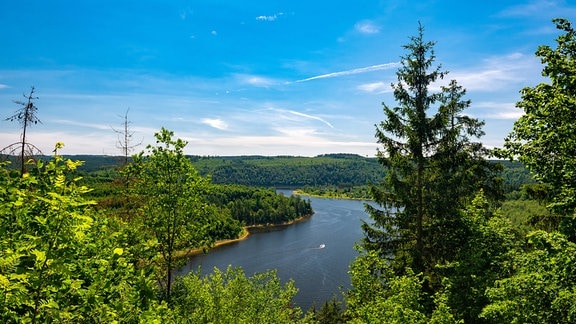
362,24 -> 499,284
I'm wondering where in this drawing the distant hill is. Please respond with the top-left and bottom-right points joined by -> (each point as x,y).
189,154 -> 384,187
4,154 -> 533,191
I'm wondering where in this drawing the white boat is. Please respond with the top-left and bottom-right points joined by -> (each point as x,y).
319,244 -> 326,249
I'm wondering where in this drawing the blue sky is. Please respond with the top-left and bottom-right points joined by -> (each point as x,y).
1,1 -> 575,156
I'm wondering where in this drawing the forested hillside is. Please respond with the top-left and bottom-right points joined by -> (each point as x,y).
61,154 -> 532,192
190,154 -> 383,187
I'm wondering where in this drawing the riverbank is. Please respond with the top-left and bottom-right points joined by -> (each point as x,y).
293,189 -> 371,201
178,213 -> 314,258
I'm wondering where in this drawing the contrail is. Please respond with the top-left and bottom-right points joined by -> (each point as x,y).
294,62 -> 399,83
288,110 -> 334,128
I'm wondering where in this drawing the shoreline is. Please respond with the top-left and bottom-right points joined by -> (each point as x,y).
292,189 -> 371,201
179,213 -> 314,258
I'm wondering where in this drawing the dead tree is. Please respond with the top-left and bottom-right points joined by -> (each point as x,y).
2,86 -> 42,176
112,108 -> 142,166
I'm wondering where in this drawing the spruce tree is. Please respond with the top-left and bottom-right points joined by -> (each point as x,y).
362,24 -> 499,285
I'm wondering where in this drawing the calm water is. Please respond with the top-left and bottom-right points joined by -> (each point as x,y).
178,190 -> 373,310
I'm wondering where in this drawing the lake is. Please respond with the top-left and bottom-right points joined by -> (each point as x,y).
178,190 -> 373,310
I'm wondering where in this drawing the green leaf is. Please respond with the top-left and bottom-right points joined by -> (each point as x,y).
32,249 -> 46,263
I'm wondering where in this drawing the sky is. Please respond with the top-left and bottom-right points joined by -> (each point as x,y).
1,0 -> 575,157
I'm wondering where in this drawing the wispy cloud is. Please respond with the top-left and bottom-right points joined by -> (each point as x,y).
0,84 -> 8,89
51,119 -> 111,130
474,101 -> 523,120
236,74 -> 280,88
355,20 -> 381,34
182,131 -> 376,157
256,12 -> 284,21
179,7 -> 193,20
201,118 -> 229,130
497,0 -> 568,17
284,110 -> 334,128
294,62 -> 399,83
449,52 -> 542,92
357,81 -> 391,94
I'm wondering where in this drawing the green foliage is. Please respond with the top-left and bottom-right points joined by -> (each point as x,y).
362,23 -> 499,298
309,297 -> 347,324
0,141 -> 316,322
127,128 -> 240,303
481,230 -> 576,323
192,154 -> 383,187
0,146 -> 162,322
437,191 -> 521,322
498,160 -> 535,194
500,19 -> 576,220
298,185 -> 372,200
171,266 -> 306,323
500,198 -> 553,235
346,249 -> 460,323
207,184 -> 313,226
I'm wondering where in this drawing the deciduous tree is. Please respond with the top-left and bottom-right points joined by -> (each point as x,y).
481,231 -> 576,323
171,266 -> 306,323
128,128 -> 233,304
500,18 -> 576,237
0,144 -> 161,322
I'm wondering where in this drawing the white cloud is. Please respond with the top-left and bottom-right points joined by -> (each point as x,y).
474,101 -> 524,120
201,118 -> 228,130
0,130 -> 118,156
498,0 -> 566,17
256,13 -> 283,21
0,84 -> 8,89
294,62 -> 399,83
443,52 -> 543,92
357,81 -> 391,94
179,7 -> 193,20
355,20 -> 381,34
182,130 -> 376,157
51,119 -> 111,130
236,74 -> 279,88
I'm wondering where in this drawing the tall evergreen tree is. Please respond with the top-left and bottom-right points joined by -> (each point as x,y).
362,24 -> 499,284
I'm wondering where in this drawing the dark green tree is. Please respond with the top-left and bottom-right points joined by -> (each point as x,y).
425,80 -> 502,269
362,24 -> 498,287
481,230 -> 576,323
500,18 -> 576,238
